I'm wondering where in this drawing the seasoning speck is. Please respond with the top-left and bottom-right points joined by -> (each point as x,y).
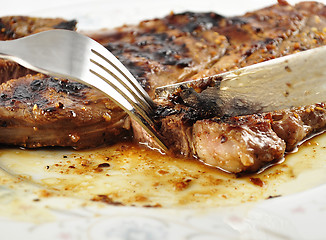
98,163 -> 110,168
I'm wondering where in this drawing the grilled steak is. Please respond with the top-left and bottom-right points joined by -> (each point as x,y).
0,17 -> 129,149
132,0 -> 326,173
0,16 -> 77,84
133,94 -> 326,173
1,1 -> 326,174
192,1 -> 326,79
0,13 -> 229,148
193,104 -> 326,173
0,74 -> 128,148
90,12 -> 228,97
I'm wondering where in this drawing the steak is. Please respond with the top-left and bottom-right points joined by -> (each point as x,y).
1,1 -> 326,174
193,104 -> 326,173
90,12 -> 228,97
0,74 -> 128,149
132,1 -> 326,173
192,1 -> 326,79
0,17 -> 127,149
0,13 -> 229,148
133,95 -> 326,173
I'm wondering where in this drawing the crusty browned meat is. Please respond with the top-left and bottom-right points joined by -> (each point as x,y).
133,97 -> 326,173
132,1 -> 326,173
193,104 -> 326,173
0,60 -> 32,85
0,16 -> 76,40
89,1 -> 326,93
0,17 -> 126,149
2,0 -> 326,168
89,12 -> 228,97
0,74 -> 128,148
0,13 -> 229,148
193,1 -> 326,79
0,16 -> 77,84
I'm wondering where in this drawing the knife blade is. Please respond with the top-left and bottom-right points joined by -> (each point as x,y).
155,45 -> 326,117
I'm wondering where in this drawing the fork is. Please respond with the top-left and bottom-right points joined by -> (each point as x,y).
0,29 -> 167,152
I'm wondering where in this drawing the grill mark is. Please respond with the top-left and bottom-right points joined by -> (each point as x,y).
53,20 -> 77,30
103,46 -> 151,90
0,19 -> 14,39
0,77 -> 89,108
166,12 -> 224,32
106,33 -> 192,67
105,32 -> 193,90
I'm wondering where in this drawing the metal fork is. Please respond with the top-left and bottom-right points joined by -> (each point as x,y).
0,29 -> 167,151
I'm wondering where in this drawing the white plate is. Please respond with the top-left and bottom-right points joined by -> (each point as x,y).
1,1 -> 326,239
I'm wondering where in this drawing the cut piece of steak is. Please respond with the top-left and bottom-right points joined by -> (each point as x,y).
192,115 -> 286,173
194,104 -> 326,173
133,100 -> 326,173
0,16 -> 77,84
0,74 -> 128,149
0,13 -> 228,149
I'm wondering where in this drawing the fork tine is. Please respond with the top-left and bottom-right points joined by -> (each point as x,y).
89,66 -> 167,152
89,51 -> 155,125
89,46 -> 168,151
90,50 -> 153,114
91,47 -> 154,109
89,64 -> 156,127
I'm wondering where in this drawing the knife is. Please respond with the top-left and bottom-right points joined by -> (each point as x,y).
155,45 -> 326,117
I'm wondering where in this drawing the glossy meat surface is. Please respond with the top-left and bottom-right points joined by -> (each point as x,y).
0,74 -> 128,148
1,1 -> 326,173
132,1 -> 326,173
